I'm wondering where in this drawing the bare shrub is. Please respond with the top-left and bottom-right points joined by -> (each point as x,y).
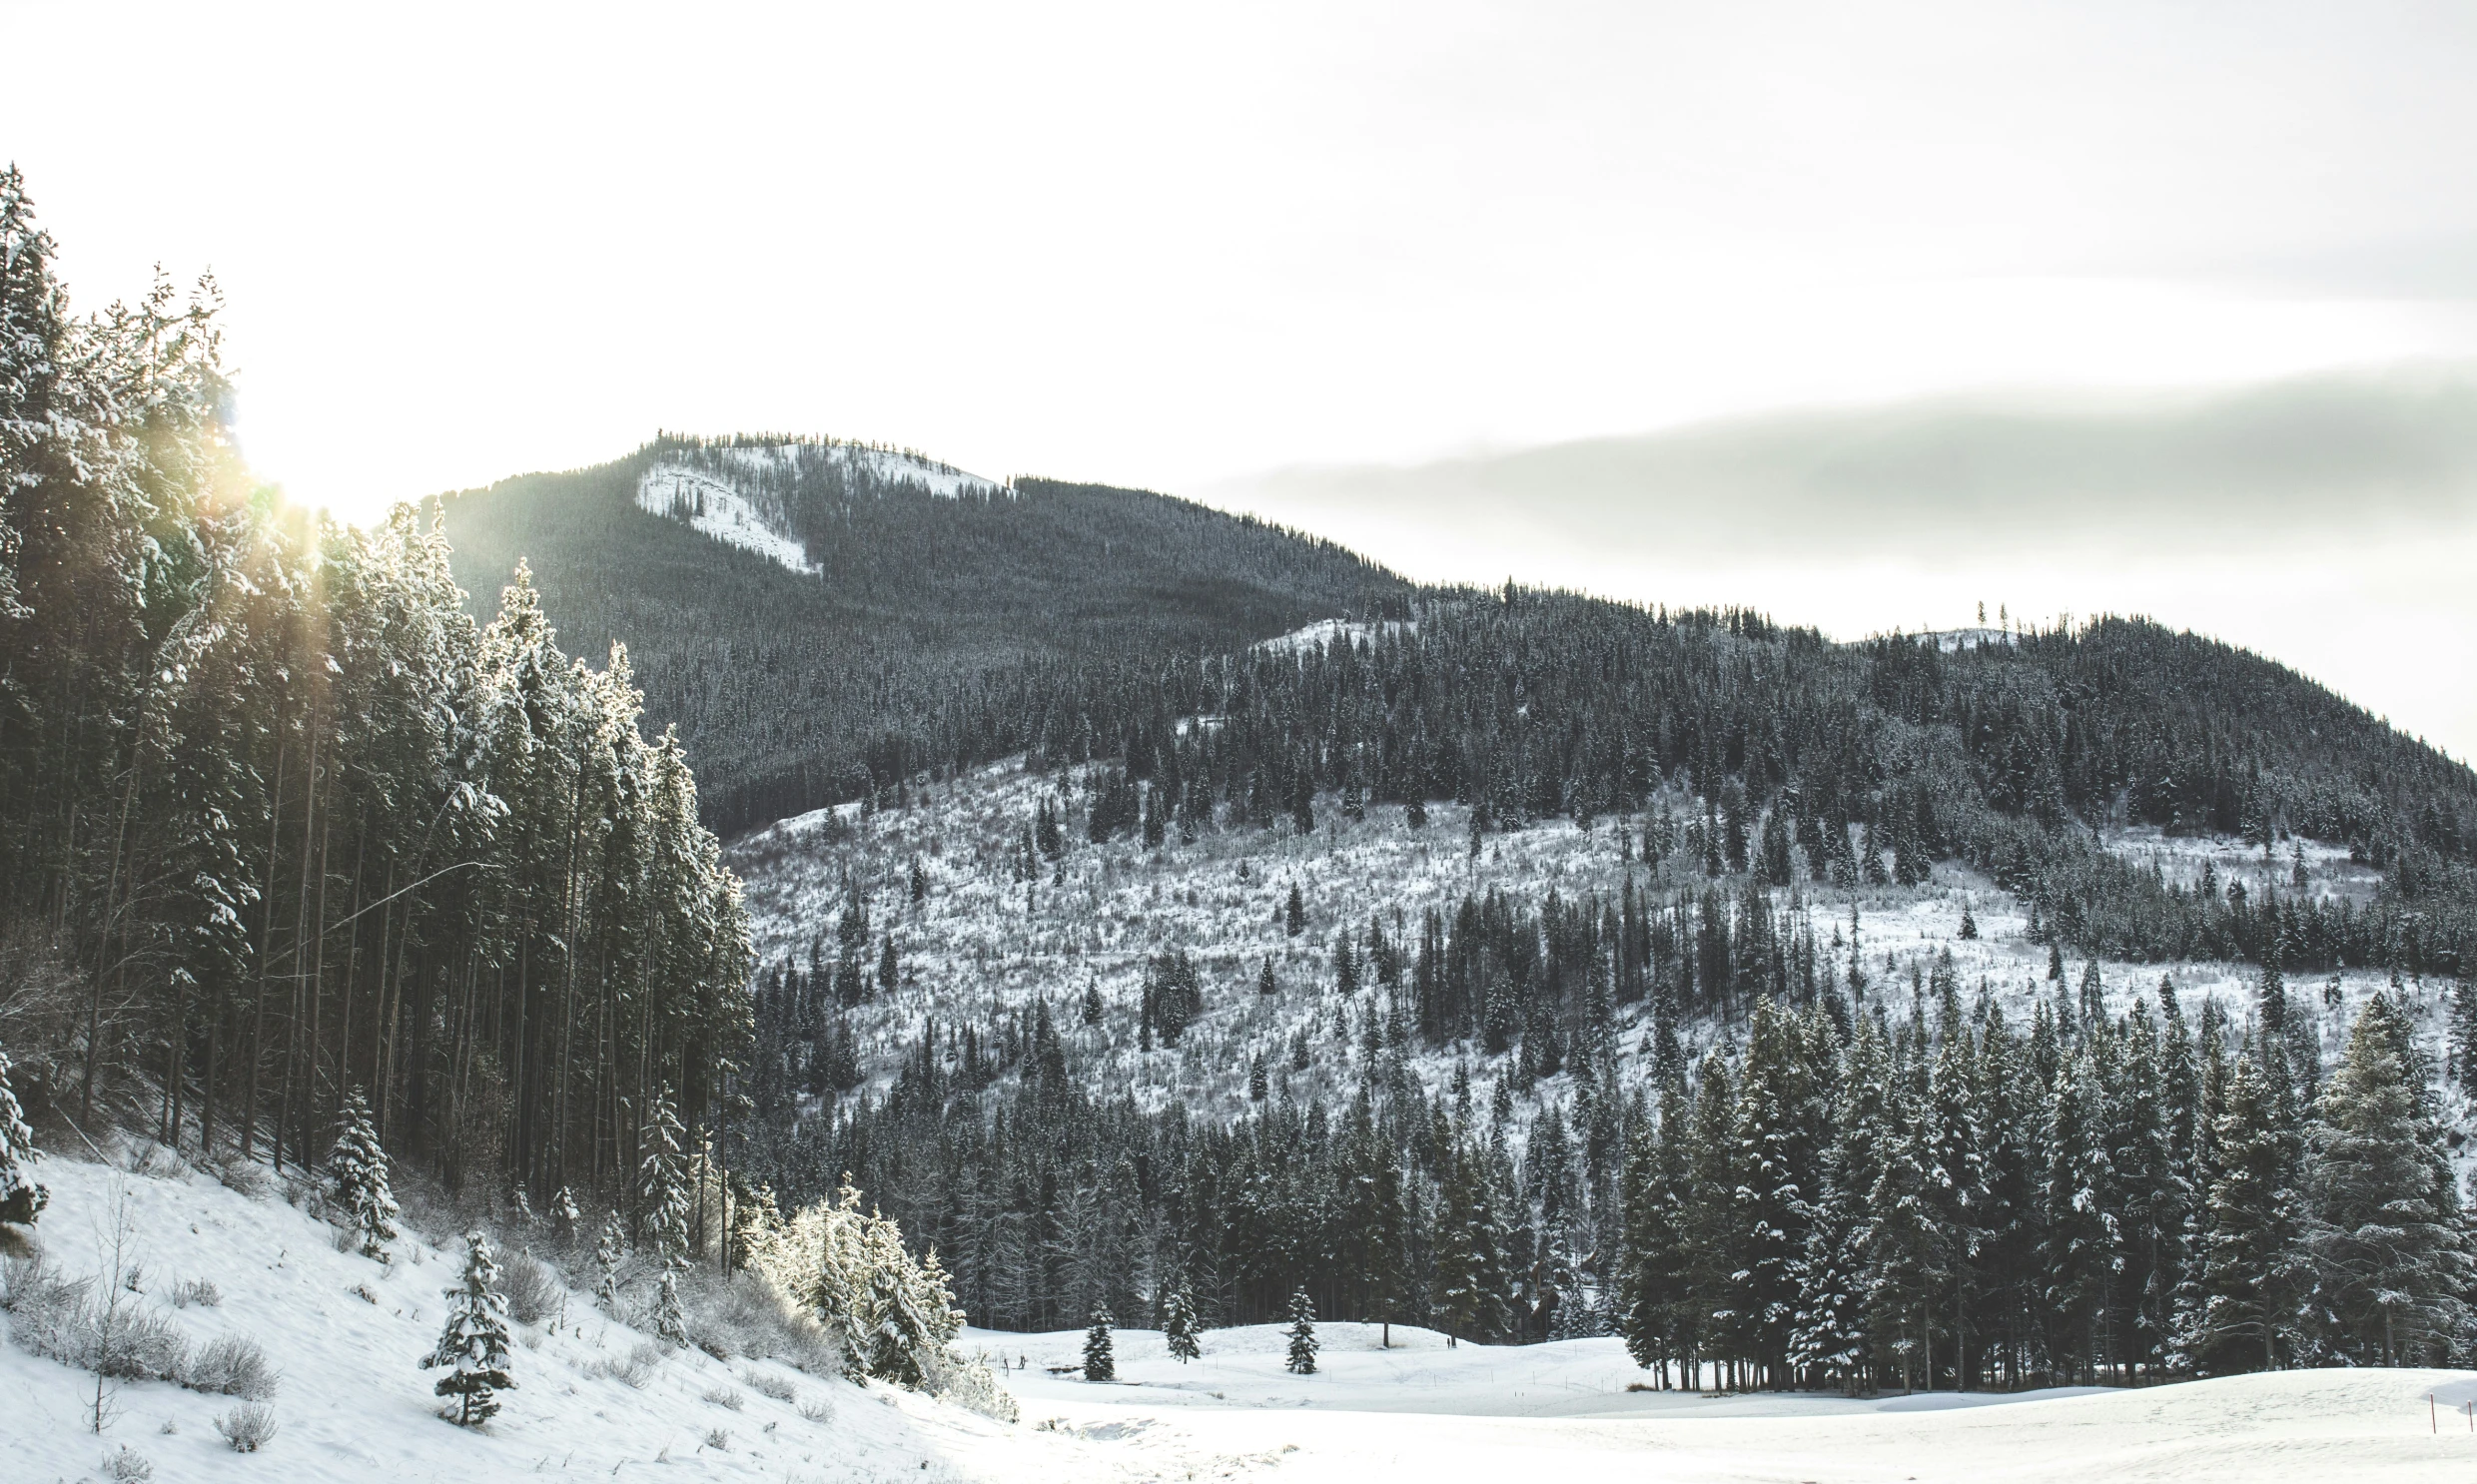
209,1158 -> 272,1200
797,1396 -> 833,1423
0,1252 -> 91,1358
587,1339 -> 662,1389
190,1334 -> 280,1400
702,1384 -> 743,1410
702,1427 -> 731,1451
101,1444 -> 153,1481
741,1368 -> 797,1403
501,1252 -> 562,1325
93,1303 -> 189,1383
215,1401 -> 278,1452
169,1276 -> 221,1309
678,1267 -> 843,1375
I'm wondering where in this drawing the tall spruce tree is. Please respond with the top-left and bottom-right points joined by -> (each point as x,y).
2298,995 -> 2472,1365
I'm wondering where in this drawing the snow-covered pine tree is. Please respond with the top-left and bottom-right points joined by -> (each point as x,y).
1163,1281 -> 1201,1363
1284,1287 -> 1319,1374
2176,1055 -> 2297,1374
2298,995 -> 2473,1365
0,1050 -> 48,1228
595,1210 -> 627,1309
640,1085 -> 693,1342
422,1232 -> 515,1426
1083,1307 -> 1115,1381
550,1185 -> 582,1249
327,1087 -> 398,1261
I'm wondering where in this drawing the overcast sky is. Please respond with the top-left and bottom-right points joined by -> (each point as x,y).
7,1 -> 2476,751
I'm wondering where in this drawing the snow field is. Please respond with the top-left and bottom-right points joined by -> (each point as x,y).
0,1153 -> 1150,1484
984,1321 -> 2477,1481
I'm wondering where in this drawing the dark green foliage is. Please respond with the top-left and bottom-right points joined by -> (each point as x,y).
1083,1308 -> 1115,1382
438,451 -> 1408,837
1284,1287 -> 1318,1373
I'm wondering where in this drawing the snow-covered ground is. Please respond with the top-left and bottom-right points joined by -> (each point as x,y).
636,465 -> 820,575
634,442 -> 1004,577
988,1320 -> 2477,1482
1251,619 -> 1415,656
726,756 -> 2451,1131
9,1149 -> 2472,1482
0,1153 -> 1120,1484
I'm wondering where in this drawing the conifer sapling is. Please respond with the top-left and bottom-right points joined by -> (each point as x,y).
1163,1282 -> 1201,1363
1284,1287 -> 1318,1374
1083,1307 -> 1115,1381
422,1232 -> 515,1426
0,1050 -> 48,1228
327,1088 -> 397,1261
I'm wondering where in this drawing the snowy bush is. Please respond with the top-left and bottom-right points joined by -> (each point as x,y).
588,1339 -> 663,1389
215,1401 -> 279,1452
923,1346 -> 1020,1423
0,1251 -> 85,1348
701,1384 -> 743,1409
92,1299 -> 190,1383
678,1265 -> 843,1372
741,1368 -> 797,1402
191,1334 -> 280,1399
100,1444 -> 152,1481
702,1426 -> 732,1451
501,1253 -> 562,1325
208,1156 -> 273,1200
169,1276 -> 221,1308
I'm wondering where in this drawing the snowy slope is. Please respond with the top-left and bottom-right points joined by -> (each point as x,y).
0,1152 -> 1148,1484
636,464 -> 819,574
1251,619 -> 1416,657
727,756 -> 2455,1134
634,442 -> 1005,577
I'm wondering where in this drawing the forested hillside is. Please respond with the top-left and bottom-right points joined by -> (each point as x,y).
437,437 -> 1409,835
0,168 -> 750,1209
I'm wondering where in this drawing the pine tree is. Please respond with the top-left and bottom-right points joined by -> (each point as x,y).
1284,1287 -> 1319,1374
2177,1056 -> 2296,1374
2451,976 -> 2477,1089
595,1211 -> 627,1309
1285,883 -> 1306,938
327,1088 -> 398,1261
640,1087 -> 693,1342
1083,1306 -> 1116,1381
2298,995 -> 2473,1365
1163,1282 -> 1202,1363
1958,903 -> 1978,941
550,1186 -> 582,1248
1258,957 -> 1277,997
0,1050 -> 48,1228
422,1232 -> 515,1426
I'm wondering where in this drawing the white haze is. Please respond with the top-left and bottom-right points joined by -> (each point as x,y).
5,0 -> 2476,748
